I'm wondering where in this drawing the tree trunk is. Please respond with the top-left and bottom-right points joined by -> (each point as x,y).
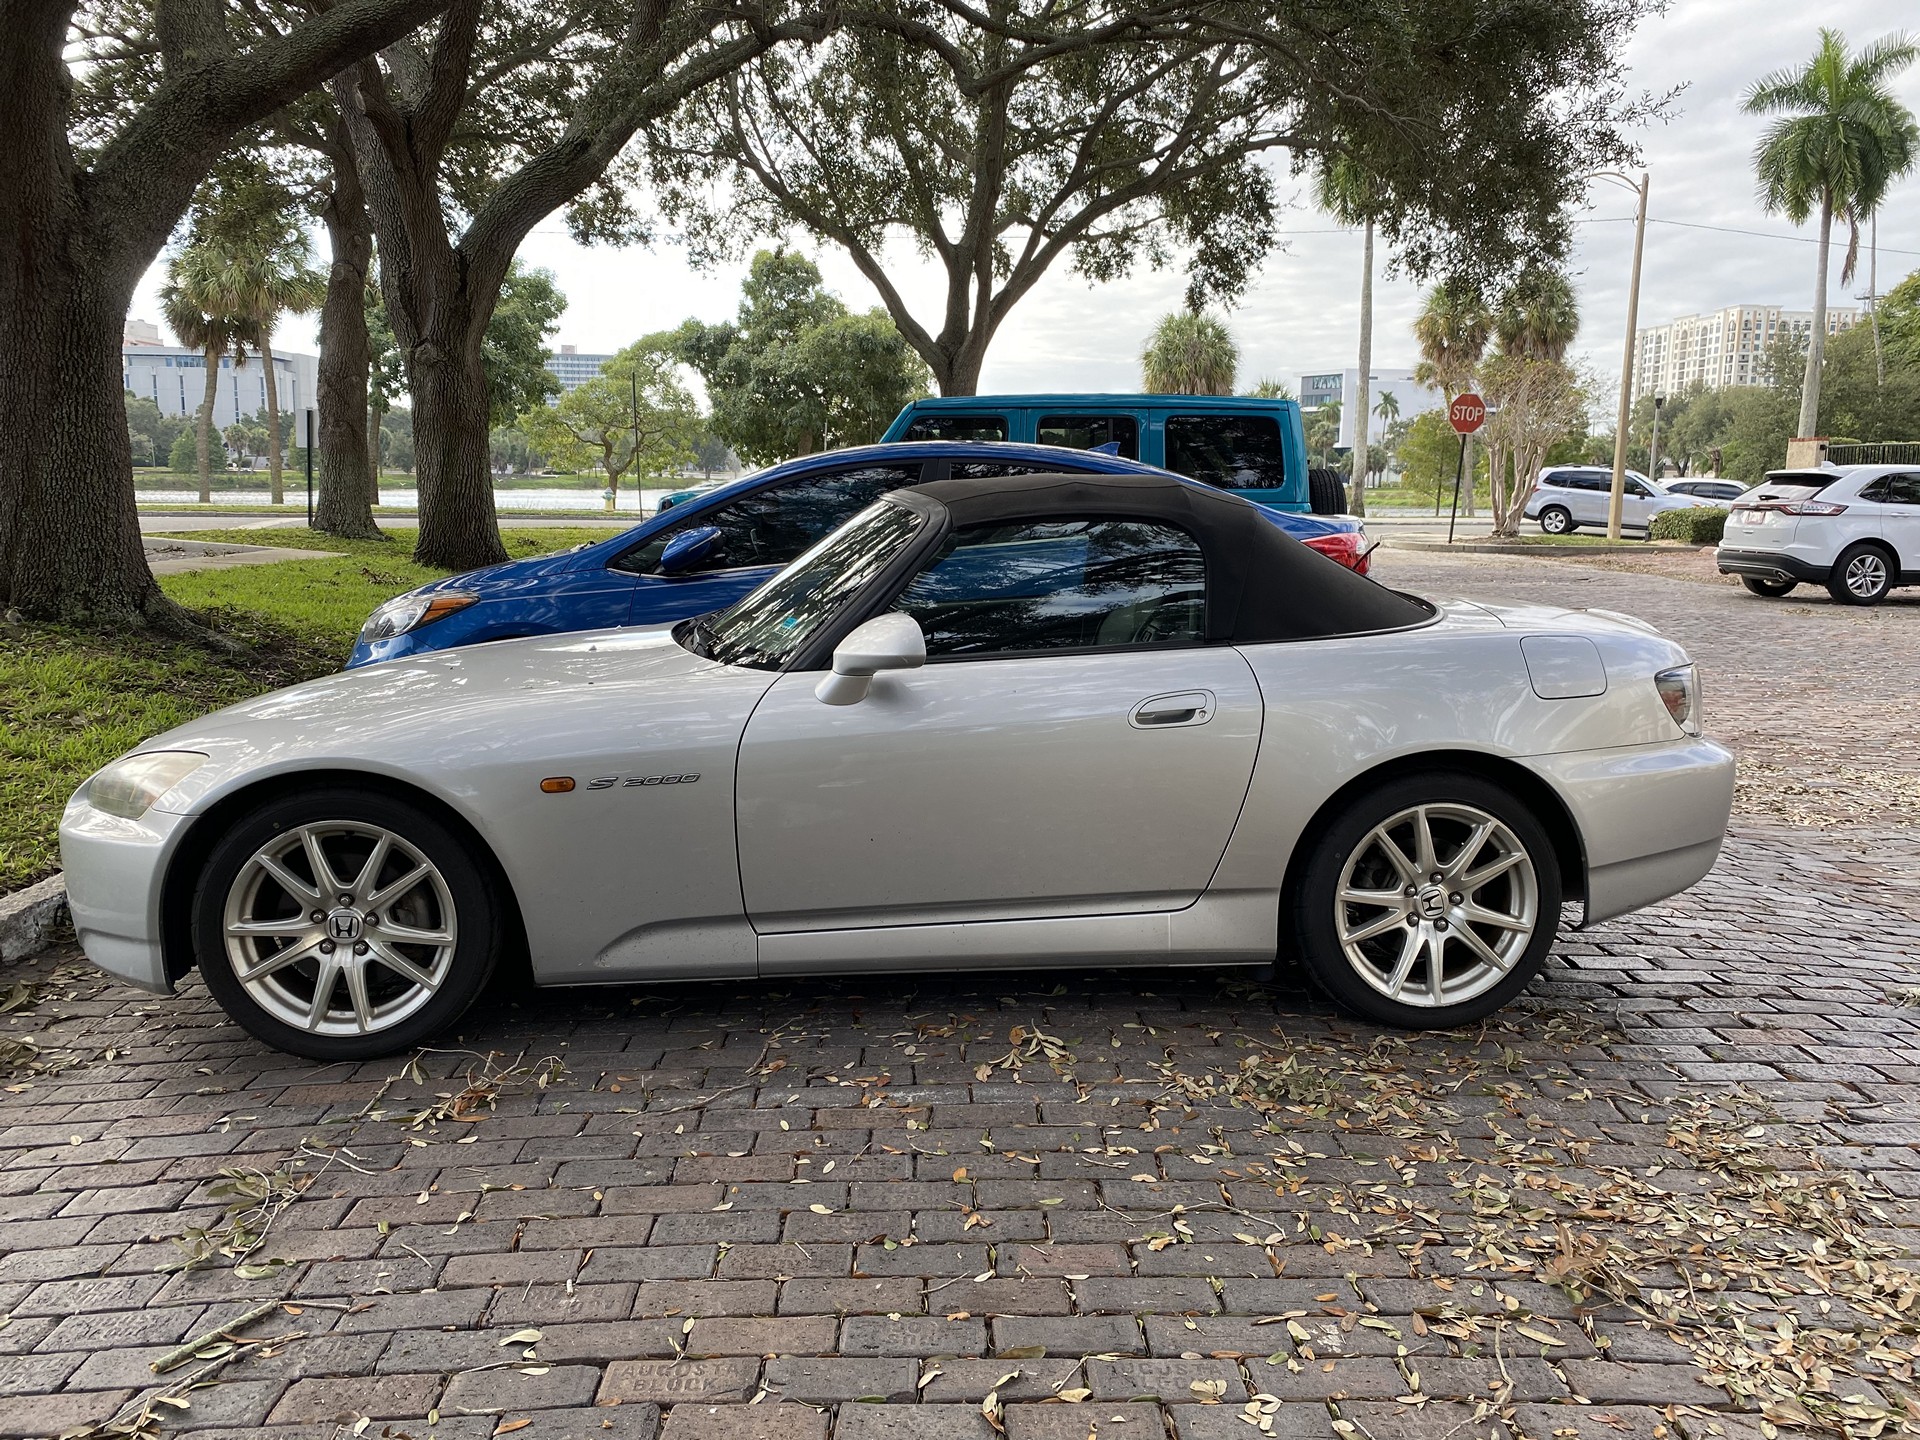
195,346 -> 220,503
316,156 -> 382,539
1348,219 -> 1372,519
1798,195 -> 1832,440
368,397 -> 385,503
262,337 -> 285,505
409,337 -> 507,569
0,243 -> 174,625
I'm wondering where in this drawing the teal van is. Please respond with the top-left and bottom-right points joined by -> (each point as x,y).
880,394 -> 1332,514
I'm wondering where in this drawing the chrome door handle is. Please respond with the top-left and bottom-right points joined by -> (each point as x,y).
1130,690 -> 1215,729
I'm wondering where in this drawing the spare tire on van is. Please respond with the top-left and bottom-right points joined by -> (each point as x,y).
1308,467 -> 1348,515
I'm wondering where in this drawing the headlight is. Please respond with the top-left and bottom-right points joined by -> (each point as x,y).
359,590 -> 478,644
1654,664 -> 1700,735
89,751 -> 206,819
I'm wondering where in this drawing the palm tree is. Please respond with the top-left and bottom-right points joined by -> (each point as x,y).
232,242 -> 325,503
1493,266 -> 1580,362
1744,29 -> 1919,440
160,247 -> 256,504
1141,312 -> 1237,395
1412,281 -> 1492,516
1484,267 -> 1581,533
1243,378 -> 1294,400
1374,391 -> 1400,426
1305,402 -> 1342,465
1317,157 -> 1381,516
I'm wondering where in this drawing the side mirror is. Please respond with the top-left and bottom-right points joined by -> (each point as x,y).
659,526 -> 724,576
815,613 -> 926,706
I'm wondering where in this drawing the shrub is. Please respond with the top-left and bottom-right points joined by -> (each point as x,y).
1650,506 -> 1728,544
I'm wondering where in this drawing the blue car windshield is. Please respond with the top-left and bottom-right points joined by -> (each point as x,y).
684,500 -> 924,670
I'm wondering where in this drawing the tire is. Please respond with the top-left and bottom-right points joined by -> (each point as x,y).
192,785 -> 504,1060
1825,543 -> 1893,606
1308,467 -> 1348,515
1538,506 -> 1573,536
1741,576 -> 1796,598
1288,771 -> 1563,1030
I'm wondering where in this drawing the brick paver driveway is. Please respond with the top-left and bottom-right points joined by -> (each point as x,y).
4,550 -> 1920,1440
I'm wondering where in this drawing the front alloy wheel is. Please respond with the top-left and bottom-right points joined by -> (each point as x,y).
1291,773 -> 1562,1028
195,787 -> 503,1059
1539,506 -> 1573,535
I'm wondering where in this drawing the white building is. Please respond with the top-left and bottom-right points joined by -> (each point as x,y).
1634,305 -> 1860,399
547,343 -> 615,393
123,319 -> 317,430
1297,368 -> 1443,452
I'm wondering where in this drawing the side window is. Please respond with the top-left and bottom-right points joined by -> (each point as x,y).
613,465 -> 919,574
948,461 -> 1090,480
1164,415 -> 1288,491
903,413 -> 1009,442
1857,478 -> 1891,502
1887,475 -> 1920,505
1036,415 -> 1140,459
893,518 -> 1204,657
1625,478 -> 1652,497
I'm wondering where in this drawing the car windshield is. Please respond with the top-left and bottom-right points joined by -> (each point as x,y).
683,500 -> 924,670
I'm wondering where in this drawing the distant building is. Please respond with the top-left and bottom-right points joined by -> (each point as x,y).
123,326 -> 317,430
1296,368 -> 1443,452
1634,305 -> 1860,399
547,343 -> 615,394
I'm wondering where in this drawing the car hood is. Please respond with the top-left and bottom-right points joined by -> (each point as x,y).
412,541 -> 617,598
136,626 -> 747,812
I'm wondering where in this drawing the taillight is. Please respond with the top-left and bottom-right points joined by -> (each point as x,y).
1655,665 -> 1699,734
1779,501 -> 1847,515
1305,531 -> 1370,576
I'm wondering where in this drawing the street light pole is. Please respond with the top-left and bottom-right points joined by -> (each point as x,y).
1605,170 -> 1649,541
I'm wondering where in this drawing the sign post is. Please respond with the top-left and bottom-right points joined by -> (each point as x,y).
1446,393 -> 1486,545
304,408 -> 315,528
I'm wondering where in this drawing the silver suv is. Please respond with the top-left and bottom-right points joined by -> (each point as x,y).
1522,466 -> 1714,536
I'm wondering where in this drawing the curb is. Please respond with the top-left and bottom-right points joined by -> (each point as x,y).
0,874 -> 69,965
1387,539 -> 1698,557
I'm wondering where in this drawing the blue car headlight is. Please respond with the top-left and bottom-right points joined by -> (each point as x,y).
359,590 -> 478,644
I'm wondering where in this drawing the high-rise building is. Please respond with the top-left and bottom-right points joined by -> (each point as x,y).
547,343 -> 615,393
123,330 -> 316,430
1634,305 -> 1859,399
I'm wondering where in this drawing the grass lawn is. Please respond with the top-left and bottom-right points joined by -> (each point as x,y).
0,527 -> 608,893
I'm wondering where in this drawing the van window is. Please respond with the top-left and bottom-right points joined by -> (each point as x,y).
903,413 -> 1009,442
1165,414 -> 1288,491
1037,415 -> 1140,460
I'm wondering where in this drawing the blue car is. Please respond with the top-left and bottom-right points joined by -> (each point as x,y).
349,442 -> 1369,668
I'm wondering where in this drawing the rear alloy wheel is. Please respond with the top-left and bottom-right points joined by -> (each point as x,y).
1291,773 -> 1562,1029
1741,576 -> 1796,598
193,787 -> 503,1059
1826,544 -> 1893,606
1538,506 -> 1573,535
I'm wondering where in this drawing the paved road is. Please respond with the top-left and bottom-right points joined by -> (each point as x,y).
3,552 -> 1918,1440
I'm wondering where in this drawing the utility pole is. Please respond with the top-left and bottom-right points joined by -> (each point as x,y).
1605,171 -> 1649,541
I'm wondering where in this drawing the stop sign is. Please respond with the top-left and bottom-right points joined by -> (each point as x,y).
1448,393 -> 1487,434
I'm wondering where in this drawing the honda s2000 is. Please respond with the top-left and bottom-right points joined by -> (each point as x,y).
63,473 -> 1734,1059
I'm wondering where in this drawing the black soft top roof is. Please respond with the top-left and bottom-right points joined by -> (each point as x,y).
898,471 -> 1432,644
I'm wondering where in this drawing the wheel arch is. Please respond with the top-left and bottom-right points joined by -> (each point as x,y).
1840,534 -> 1902,572
158,769 -> 529,987
1278,751 -> 1588,920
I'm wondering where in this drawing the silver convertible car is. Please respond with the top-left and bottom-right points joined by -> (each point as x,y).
62,473 -> 1735,1059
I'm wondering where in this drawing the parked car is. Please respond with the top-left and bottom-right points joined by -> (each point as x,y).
1664,479 -> 1748,504
63,470 -> 1733,1059
1717,465 -> 1920,605
1521,466 -> 1716,536
348,442 -> 1369,669
880,393 -> 1348,514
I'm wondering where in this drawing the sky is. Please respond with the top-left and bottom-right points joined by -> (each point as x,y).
130,0 -> 1920,409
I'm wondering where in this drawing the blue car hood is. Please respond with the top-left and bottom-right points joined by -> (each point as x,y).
416,543 -> 606,598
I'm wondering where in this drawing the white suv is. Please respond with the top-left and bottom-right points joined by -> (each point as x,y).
1718,465 -> 1920,605
1522,466 -> 1715,536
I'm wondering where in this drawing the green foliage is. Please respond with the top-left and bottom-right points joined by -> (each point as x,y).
1413,282 -> 1492,398
675,250 -> 929,464
1649,507 -> 1730,544
1396,410 -> 1485,497
1885,268 -> 1920,366
1245,378 -> 1294,400
482,263 -> 567,427
1305,403 -> 1343,465
125,392 -> 188,467
168,431 -> 200,473
519,337 -> 700,492
1141,312 -> 1238,395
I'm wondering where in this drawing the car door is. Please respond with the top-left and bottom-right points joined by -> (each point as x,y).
733,515 -> 1264,945
612,462 -> 925,623
1622,475 -> 1658,529
1881,474 -> 1920,575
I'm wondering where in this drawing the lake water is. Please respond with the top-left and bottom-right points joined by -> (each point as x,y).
135,486 -> 685,513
